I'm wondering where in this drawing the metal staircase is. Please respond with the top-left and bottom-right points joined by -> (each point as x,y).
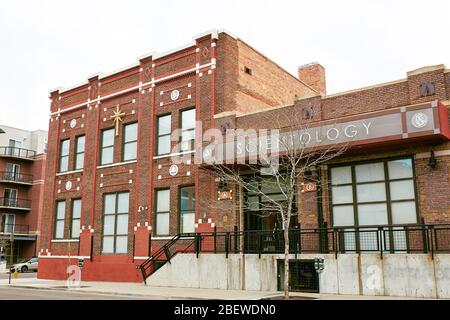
137,234 -> 197,284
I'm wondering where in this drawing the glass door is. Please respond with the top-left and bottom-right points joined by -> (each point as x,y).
5,163 -> 20,181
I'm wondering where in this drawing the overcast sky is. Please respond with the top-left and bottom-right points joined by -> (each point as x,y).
1,0 -> 449,131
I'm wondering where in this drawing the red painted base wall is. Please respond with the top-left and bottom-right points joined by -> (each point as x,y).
37,258 -> 142,283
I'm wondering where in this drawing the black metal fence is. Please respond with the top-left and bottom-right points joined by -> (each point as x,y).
0,197 -> 32,209
173,224 -> 450,258
0,147 -> 36,159
0,171 -> 33,184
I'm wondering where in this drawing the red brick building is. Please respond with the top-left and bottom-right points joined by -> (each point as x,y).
0,125 -> 47,265
38,30 -> 450,284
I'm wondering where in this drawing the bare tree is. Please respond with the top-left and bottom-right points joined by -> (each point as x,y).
199,106 -> 348,299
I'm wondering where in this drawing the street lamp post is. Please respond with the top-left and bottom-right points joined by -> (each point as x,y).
8,232 -> 14,285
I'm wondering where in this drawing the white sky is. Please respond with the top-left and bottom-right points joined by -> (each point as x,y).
1,0 -> 449,131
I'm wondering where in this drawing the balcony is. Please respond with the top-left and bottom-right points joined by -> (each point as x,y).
0,172 -> 33,185
0,224 -> 35,241
0,146 -> 36,161
0,197 -> 31,211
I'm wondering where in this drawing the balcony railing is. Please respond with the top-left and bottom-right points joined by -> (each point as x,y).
0,172 -> 33,184
0,147 -> 36,160
0,224 -> 30,234
0,197 -> 31,210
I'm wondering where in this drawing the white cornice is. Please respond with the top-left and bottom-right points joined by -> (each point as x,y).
50,29 -> 232,96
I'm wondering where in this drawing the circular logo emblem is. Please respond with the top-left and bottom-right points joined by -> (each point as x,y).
169,164 -> 179,176
170,90 -> 180,101
411,112 -> 429,129
70,119 -> 77,128
65,181 -> 72,191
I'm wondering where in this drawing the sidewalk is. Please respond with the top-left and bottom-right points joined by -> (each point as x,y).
0,277 -> 436,300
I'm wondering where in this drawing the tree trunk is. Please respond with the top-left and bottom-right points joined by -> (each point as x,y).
283,220 -> 290,299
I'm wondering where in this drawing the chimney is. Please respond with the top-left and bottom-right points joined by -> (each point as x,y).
298,62 -> 326,96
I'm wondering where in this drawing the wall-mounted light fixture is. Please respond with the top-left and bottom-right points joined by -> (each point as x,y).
428,150 -> 437,169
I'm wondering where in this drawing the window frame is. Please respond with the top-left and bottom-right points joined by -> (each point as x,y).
101,191 -> 130,254
74,135 -> 85,170
156,114 -> 172,156
58,139 -> 70,173
100,128 -> 115,165
122,122 -> 138,162
154,188 -> 171,237
54,200 -> 66,240
178,185 -> 196,234
70,198 -> 82,239
328,156 -> 420,229
179,107 -> 196,152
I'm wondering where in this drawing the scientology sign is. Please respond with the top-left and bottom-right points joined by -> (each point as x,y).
201,101 -> 449,164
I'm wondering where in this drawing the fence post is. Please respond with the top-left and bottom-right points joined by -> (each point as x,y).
225,232 -> 230,259
378,227 -> 383,260
213,226 -> 217,254
429,225 -> 435,260
257,231 -> 262,259
195,233 -> 200,259
322,222 -> 329,253
233,226 -> 238,253
421,218 -> 429,254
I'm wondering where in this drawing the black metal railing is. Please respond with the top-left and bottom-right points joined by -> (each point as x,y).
0,197 -> 31,209
137,223 -> 450,283
0,224 -> 30,234
0,172 -> 33,184
0,147 -> 36,159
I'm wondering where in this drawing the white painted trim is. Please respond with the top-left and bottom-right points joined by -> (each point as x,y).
56,169 -> 83,177
153,150 -> 195,160
152,237 -> 174,240
38,255 -> 90,259
51,239 -> 80,243
50,62 -> 214,116
97,160 -> 137,169
134,256 -> 150,260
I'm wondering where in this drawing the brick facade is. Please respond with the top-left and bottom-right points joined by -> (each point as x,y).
38,30 -> 450,282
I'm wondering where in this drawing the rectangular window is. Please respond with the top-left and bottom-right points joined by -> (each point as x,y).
54,200 -> 66,239
180,108 -> 195,152
155,189 -> 170,236
180,186 -> 195,233
75,135 -> 85,170
59,139 -> 70,172
123,123 -> 138,161
71,199 -> 81,239
102,192 -> 129,254
157,114 -> 172,155
330,157 -> 417,251
100,128 -> 115,165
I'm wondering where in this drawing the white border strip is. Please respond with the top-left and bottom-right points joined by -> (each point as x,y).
56,169 -> 83,177
38,255 -> 90,259
51,239 -> 80,243
153,150 -> 195,160
97,160 -> 137,169
51,62 -> 214,117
